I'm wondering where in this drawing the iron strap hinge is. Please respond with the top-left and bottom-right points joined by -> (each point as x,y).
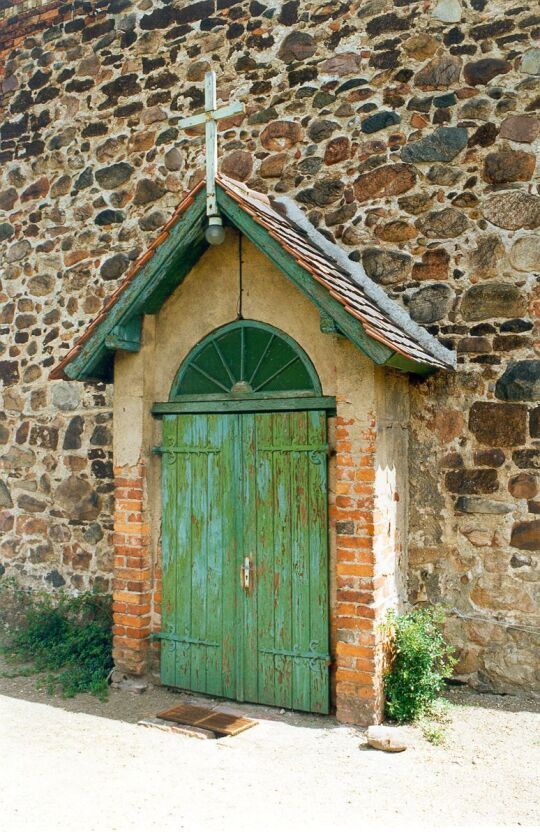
152,446 -> 220,455
256,444 -> 328,453
152,632 -> 219,648
259,644 -> 331,670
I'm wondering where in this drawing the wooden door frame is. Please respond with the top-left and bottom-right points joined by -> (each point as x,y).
153,321 -> 335,710
154,403 -> 334,711
152,393 -> 336,416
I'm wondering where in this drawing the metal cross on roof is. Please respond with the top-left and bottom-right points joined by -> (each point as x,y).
178,71 -> 244,224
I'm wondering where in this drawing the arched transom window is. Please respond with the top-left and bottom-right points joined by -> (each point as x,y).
170,320 -> 322,399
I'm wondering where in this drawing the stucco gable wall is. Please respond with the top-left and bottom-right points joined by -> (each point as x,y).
152,229 -> 357,402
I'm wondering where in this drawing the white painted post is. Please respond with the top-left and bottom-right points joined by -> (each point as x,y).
205,71 -> 218,218
177,71 -> 245,221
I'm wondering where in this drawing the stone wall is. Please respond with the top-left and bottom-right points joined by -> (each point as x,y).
0,0 -> 538,695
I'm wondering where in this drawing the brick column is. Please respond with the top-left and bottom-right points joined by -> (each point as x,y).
112,463 -> 152,676
333,404 -> 388,725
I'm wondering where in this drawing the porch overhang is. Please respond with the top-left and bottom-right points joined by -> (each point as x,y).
50,176 -> 456,384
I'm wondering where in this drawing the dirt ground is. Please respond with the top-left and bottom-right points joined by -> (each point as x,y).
1,655 -> 539,831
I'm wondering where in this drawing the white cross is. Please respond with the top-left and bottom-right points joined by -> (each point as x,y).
178,71 -> 244,219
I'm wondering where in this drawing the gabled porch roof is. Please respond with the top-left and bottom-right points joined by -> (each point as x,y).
50,174 -> 455,382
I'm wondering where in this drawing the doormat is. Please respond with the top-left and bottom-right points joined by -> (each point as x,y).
156,703 -> 257,737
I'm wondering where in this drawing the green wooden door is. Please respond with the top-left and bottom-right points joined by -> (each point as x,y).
160,413 -> 239,699
160,410 -> 330,714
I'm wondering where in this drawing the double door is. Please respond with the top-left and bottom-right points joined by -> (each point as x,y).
160,409 -> 330,713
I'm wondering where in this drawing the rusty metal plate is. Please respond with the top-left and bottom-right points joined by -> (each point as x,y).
156,703 -> 257,736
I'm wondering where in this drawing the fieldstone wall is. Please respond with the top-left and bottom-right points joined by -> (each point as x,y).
0,0 -> 538,694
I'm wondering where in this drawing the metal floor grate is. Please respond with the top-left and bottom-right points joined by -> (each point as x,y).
156,703 -> 257,736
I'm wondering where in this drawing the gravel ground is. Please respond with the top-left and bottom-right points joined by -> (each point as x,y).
1,657 -> 539,831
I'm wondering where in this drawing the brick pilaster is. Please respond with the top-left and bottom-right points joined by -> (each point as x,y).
333,403 -> 387,725
112,463 -> 151,676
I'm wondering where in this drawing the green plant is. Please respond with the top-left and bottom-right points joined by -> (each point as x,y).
3,587 -> 113,700
420,721 -> 445,745
383,605 -> 456,723
418,698 -> 452,745
0,576 -> 32,633
0,665 -> 36,679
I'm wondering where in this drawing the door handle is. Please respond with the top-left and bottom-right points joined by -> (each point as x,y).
242,556 -> 251,591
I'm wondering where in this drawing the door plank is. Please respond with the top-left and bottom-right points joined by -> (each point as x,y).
221,414 -> 238,700
161,415 -> 178,687
272,412 -> 294,709
190,414 -> 209,693
205,413 -> 223,696
307,410 -> 330,713
254,412 -> 276,706
290,411 -> 311,712
241,412 -> 258,703
174,415 -> 193,688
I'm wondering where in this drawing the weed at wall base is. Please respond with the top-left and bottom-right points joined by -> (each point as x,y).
1,580 -> 113,700
383,605 -> 456,724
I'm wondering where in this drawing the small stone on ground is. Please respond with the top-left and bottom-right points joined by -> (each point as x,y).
365,724 -> 408,752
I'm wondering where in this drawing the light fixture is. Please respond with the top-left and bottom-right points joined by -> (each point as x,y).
205,214 -> 226,246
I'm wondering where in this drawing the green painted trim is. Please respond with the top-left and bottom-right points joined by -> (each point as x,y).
385,353 -> 435,376
65,190 -> 207,380
170,390 -> 323,402
104,315 -> 142,353
217,186 -> 394,367
319,310 -> 340,335
152,395 -> 337,416
103,338 -> 139,353
143,235 -> 207,314
170,319 -> 322,399
61,181 -> 440,381
65,350 -> 114,383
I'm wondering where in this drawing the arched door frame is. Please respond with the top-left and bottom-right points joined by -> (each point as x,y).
153,319 -> 333,713
152,320 -> 336,416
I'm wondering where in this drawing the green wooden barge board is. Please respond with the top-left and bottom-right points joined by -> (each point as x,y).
60,184 -> 438,380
